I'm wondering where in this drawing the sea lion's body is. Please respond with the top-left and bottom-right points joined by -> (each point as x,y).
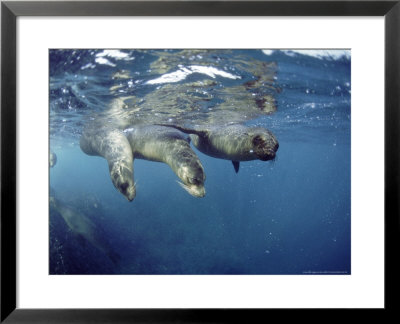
50,196 -> 120,265
190,124 -> 278,161
157,123 -> 279,173
126,125 -> 206,197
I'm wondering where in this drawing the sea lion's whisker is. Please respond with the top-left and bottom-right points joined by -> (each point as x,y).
177,180 -> 189,191
177,180 -> 198,195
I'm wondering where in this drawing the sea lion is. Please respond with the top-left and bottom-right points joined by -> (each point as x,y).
50,196 -> 121,265
50,150 -> 57,168
125,125 -> 206,198
80,127 -> 136,201
157,123 -> 279,173
80,124 -> 206,200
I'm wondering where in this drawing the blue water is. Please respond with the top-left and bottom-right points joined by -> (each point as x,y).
49,49 -> 350,275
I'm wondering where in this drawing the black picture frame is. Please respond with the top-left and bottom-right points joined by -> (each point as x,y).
1,0 -> 399,322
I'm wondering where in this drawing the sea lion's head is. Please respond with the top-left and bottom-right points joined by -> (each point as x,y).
110,162 -> 136,201
250,128 -> 279,161
176,155 -> 206,198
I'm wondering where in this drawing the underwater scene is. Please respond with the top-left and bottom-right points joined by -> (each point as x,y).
49,49 -> 351,275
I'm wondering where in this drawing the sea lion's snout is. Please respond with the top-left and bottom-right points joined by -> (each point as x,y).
110,162 -> 136,201
178,181 -> 206,198
177,164 -> 206,198
193,186 -> 206,198
121,181 -> 136,201
182,172 -> 206,198
273,141 -> 279,154
258,150 -> 276,161
253,132 -> 279,161
264,141 -> 279,160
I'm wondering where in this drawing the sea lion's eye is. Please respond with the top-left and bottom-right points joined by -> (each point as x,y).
252,135 -> 264,146
188,177 -> 199,185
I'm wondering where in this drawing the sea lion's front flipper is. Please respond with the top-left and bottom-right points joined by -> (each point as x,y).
155,123 -> 208,138
80,128 -> 136,201
232,161 -> 240,173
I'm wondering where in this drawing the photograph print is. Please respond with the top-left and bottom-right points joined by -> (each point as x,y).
49,49 -> 351,275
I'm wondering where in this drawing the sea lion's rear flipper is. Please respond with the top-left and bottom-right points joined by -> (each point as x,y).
155,124 -> 208,138
232,161 -> 240,173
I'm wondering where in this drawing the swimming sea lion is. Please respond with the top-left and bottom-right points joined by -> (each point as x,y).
50,196 -> 121,265
125,125 -> 206,198
80,123 -> 206,200
50,150 -> 57,168
157,123 -> 279,173
80,127 -> 136,201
